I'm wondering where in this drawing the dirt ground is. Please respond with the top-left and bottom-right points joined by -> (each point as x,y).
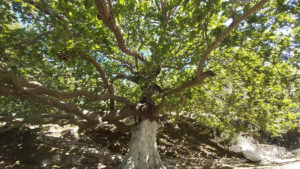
0,116 -> 298,169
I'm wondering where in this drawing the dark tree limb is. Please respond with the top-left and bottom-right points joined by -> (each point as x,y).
22,0 -> 138,110
109,56 -> 137,74
23,0 -> 66,22
2,30 -> 55,48
113,74 -> 141,84
164,71 -> 216,96
94,0 -> 147,62
23,30 -> 55,46
0,82 -> 135,128
0,84 -> 138,129
197,0 -> 270,75
0,86 -> 19,96
0,63 -> 134,106
82,55 -> 115,110
28,87 -> 133,106
0,85 -> 101,123
164,0 -> 270,96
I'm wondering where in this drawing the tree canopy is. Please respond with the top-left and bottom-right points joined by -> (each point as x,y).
0,0 -> 299,136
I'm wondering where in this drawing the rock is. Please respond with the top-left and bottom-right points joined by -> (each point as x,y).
199,128 -> 211,135
52,154 -> 62,164
228,134 -> 261,162
243,150 -> 261,162
293,149 -> 300,158
226,133 -> 294,163
41,159 -> 51,167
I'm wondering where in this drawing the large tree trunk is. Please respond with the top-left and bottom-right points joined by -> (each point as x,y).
120,119 -> 165,169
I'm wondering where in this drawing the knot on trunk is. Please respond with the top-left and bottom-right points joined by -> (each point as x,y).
202,70 -> 216,77
195,70 -> 216,83
136,103 -> 147,112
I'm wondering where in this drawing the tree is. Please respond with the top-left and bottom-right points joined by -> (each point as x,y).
0,0 -> 299,168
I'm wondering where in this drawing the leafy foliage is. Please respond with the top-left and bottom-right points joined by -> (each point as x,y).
0,0 -> 299,136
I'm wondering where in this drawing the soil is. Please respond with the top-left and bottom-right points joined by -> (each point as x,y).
0,116 -> 298,169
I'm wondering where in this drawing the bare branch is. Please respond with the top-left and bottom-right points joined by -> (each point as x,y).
0,86 -> 18,96
163,0 -> 270,96
24,30 -> 55,46
1,64 -> 156,127
33,93 -> 102,123
94,0 -> 147,62
22,0 -> 71,31
83,55 -> 114,93
2,30 -> 55,48
23,0 -> 66,22
197,0 -> 270,75
0,85 -> 134,129
0,63 -> 133,106
0,64 -> 24,91
109,55 -> 137,73
28,87 -> 132,105
155,0 -> 162,10
0,85 -> 99,123
113,74 -> 141,84
0,73 -> 137,129
164,71 -> 216,96
82,55 -> 115,110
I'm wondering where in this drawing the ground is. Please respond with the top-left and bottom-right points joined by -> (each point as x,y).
0,115 -> 299,169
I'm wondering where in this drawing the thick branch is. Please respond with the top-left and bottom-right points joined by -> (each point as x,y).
0,63 -> 133,106
0,64 -> 24,91
110,56 -> 136,73
1,65 -> 148,127
164,0 -> 270,96
23,30 -> 55,46
83,56 -> 114,93
94,0 -> 146,62
28,93 -> 133,127
101,105 -> 141,122
2,30 -> 54,48
114,74 -> 141,84
197,0 -> 270,75
32,93 -> 102,123
23,0 -> 66,22
164,71 -> 216,96
23,0 -> 70,31
0,86 -> 18,96
0,85 -> 134,127
83,55 -> 115,109
0,85 -> 99,122
28,87 -> 133,105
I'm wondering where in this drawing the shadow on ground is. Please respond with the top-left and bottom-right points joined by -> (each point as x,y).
0,115 -> 298,168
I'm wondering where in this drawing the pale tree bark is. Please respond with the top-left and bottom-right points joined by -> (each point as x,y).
120,119 -> 165,169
